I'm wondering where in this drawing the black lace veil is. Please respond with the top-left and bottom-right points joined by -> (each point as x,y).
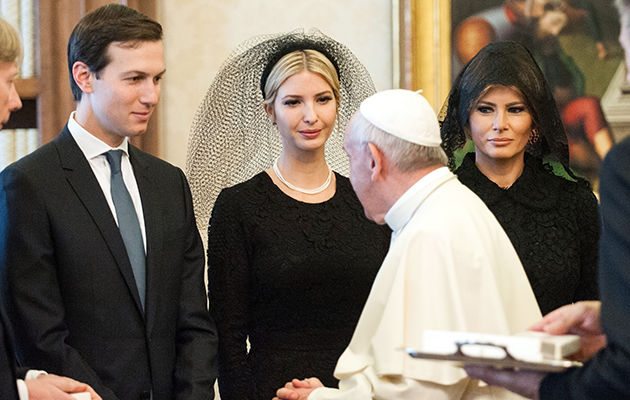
439,41 -> 575,178
186,29 -> 376,233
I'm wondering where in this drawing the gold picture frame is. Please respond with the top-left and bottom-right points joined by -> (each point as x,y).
395,0 -> 452,111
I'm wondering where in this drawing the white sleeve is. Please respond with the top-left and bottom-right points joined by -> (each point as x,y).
17,379 -> 29,400
24,370 -> 47,380
309,366 -> 470,400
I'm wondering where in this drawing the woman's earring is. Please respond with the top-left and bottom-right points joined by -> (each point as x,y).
528,129 -> 539,145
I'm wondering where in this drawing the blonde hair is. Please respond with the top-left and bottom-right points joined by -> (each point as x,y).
0,17 -> 21,64
348,111 -> 447,172
263,49 -> 341,109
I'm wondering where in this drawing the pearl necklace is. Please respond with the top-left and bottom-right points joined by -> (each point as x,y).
272,158 -> 332,195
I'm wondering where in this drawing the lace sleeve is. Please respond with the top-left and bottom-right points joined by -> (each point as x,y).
574,186 -> 600,302
207,188 -> 252,399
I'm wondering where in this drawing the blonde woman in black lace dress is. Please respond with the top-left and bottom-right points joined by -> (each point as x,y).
440,41 -> 599,316
188,31 -> 390,400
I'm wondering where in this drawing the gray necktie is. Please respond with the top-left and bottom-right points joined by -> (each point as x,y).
105,150 -> 146,310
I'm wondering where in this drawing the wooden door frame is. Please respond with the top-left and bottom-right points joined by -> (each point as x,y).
36,0 -> 160,155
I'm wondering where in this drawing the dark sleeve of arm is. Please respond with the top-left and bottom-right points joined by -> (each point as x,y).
0,166 -> 120,400
574,186 -> 600,301
174,169 -> 218,400
540,140 -> 630,399
207,189 -> 252,400
15,368 -> 29,380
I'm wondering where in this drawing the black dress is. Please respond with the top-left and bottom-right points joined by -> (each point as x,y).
455,153 -> 599,315
207,172 -> 391,400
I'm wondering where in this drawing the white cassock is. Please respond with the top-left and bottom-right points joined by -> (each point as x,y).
309,167 -> 542,400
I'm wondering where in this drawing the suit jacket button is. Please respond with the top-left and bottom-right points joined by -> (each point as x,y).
140,391 -> 151,400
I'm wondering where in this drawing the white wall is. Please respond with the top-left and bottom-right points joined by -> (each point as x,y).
159,0 -> 393,169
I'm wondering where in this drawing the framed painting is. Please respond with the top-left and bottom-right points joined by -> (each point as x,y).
397,0 -> 629,186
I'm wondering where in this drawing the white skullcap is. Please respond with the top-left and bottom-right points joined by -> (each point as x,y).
359,89 -> 442,147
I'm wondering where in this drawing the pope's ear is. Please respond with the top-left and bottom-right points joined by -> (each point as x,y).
72,61 -> 94,95
367,142 -> 384,181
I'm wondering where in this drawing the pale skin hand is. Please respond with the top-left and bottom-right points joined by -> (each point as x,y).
25,374 -> 102,400
529,300 -> 606,362
464,365 -> 545,400
465,301 -> 606,399
274,377 -> 323,400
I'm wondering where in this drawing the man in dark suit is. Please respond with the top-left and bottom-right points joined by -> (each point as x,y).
1,16 -> 101,400
0,5 -> 217,400
465,1 -> 630,398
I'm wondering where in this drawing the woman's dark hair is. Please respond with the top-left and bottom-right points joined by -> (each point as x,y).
67,4 -> 163,101
439,41 -> 579,181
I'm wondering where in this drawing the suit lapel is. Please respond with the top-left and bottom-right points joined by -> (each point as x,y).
128,146 -> 163,334
55,127 -> 145,316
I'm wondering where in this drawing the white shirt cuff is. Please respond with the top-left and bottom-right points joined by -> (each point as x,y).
24,370 -> 47,380
16,379 -> 29,400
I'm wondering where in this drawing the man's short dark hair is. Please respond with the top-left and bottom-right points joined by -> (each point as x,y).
67,4 -> 163,101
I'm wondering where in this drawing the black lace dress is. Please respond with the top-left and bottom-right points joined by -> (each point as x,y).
456,153 -> 600,315
207,172 -> 391,400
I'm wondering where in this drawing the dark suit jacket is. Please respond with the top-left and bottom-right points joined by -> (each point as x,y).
0,302 -> 19,400
0,127 -> 218,400
539,136 -> 630,399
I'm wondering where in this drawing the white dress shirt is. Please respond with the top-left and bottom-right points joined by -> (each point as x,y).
67,112 -> 147,251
